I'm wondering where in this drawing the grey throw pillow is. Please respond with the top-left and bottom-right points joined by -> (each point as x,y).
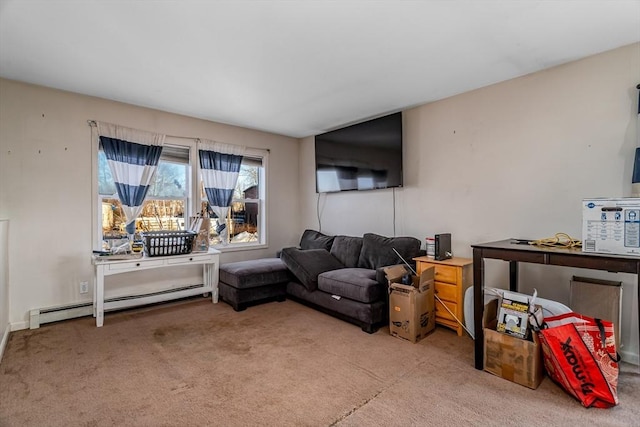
330,235 -> 363,268
280,247 -> 345,291
299,229 -> 335,251
357,233 -> 421,270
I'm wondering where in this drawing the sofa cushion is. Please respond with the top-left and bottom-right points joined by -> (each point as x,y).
219,258 -> 291,289
329,235 -> 363,268
280,247 -> 345,291
299,229 -> 335,251
318,268 -> 381,304
357,233 -> 421,270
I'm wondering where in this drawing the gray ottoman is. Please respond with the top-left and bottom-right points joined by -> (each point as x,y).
219,258 -> 291,311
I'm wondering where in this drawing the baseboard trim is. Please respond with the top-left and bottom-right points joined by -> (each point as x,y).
619,348 -> 640,366
10,321 -> 28,331
0,321 -> 10,365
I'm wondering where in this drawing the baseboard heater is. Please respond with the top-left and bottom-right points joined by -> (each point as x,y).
30,284 -> 205,329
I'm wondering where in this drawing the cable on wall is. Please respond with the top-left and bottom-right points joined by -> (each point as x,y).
316,191 -> 322,233
392,187 -> 397,237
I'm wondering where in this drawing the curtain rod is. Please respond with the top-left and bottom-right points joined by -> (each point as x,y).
87,119 -> 270,153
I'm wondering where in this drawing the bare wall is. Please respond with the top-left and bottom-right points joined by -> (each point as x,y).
299,43 -> 640,363
0,219 -> 8,362
0,79 -> 301,327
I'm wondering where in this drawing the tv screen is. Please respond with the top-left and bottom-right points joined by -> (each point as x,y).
314,112 -> 403,193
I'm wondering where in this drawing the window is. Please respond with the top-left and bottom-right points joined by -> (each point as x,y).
97,143 -> 190,251
95,139 -> 267,251
202,154 -> 265,247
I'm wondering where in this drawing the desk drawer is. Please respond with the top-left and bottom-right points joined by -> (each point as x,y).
107,259 -> 164,271
433,265 -> 458,284
166,254 -> 215,265
434,281 -> 456,302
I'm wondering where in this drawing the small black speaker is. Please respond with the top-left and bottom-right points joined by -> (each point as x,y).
435,233 -> 452,261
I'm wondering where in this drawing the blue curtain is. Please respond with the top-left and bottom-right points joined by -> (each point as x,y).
199,141 -> 245,244
97,123 -> 165,236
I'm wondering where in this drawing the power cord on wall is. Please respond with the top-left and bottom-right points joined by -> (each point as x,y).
316,191 -> 322,233
392,187 -> 397,237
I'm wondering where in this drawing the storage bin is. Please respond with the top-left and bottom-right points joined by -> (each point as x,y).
141,230 -> 197,257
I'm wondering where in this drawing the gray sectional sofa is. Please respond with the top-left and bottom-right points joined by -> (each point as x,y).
280,230 -> 422,333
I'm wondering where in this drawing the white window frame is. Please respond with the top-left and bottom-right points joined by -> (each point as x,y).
207,148 -> 268,252
92,135 -> 268,252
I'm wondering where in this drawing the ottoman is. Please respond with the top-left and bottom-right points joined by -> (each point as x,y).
219,258 -> 291,311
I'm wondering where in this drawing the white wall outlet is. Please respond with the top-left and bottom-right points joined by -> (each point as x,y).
79,281 -> 89,294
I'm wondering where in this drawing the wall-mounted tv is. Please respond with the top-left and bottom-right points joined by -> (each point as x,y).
314,112 -> 403,193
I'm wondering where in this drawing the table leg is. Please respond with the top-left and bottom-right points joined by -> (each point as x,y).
96,264 -> 104,327
637,267 -> 640,354
93,268 -> 97,318
473,248 -> 484,370
509,261 -> 518,292
212,260 -> 219,303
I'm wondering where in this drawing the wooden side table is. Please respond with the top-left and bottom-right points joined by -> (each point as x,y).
414,256 -> 473,336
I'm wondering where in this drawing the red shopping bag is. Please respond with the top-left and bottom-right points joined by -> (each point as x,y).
538,312 -> 619,408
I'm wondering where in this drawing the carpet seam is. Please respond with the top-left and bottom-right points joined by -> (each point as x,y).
329,358 -> 430,426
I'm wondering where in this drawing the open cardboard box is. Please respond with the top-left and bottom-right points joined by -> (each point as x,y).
386,266 -> 435,343
483,299 -> 544,389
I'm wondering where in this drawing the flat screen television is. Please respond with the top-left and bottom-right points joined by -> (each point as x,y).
315,112 -> 403,193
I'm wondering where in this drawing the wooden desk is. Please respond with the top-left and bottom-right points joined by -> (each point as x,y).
93,249 -> 220,327
471,239 -> 640,370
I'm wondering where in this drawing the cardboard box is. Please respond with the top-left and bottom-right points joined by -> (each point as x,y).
483,299 -> 544,389
582,198 -> 640,256
384,265 -> 411,287
388,267 -> 435,343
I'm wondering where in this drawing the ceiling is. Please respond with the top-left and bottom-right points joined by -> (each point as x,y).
1,1 -> 639,138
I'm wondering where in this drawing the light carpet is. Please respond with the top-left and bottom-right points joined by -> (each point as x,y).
1,297 -> 638,426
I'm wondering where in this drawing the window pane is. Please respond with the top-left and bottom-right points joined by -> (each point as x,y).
101,198 -> 127,237
200,157 -> 262,246
236,164 -> 259,199
200,201 -> 258,245
147,162 -> 187,198
232,201 -> 259,242
102,198 -> 186,239
98,150 -> 188,198
98,151 -> 116,195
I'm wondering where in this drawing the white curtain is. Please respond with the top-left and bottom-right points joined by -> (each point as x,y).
96,122 -> 166,236
198,140 -> 246,244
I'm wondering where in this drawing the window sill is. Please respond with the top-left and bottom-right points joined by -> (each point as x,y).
213,243 -> 268,253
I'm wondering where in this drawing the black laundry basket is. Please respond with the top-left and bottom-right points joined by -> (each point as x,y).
141,230 -> 197,257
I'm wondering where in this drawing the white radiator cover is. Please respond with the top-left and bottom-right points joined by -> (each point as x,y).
29,284 -> 207,328
29,303 -> 93,329
570,276 -> 623,349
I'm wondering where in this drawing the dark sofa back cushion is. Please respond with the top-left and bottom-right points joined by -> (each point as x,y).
330,235 -> 363,268
299,229 -> 335,251
357,233 -> 421,270
280,247 -> 345,292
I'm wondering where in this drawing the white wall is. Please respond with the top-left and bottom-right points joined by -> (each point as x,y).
0,79 -> 301,328
300,43 -> 640,363
0,219 -> 9,363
